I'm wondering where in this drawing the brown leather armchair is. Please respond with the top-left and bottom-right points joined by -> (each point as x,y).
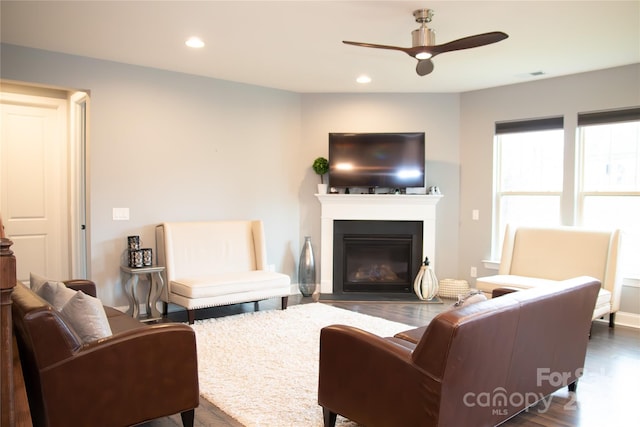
318,277 -> 600,427
12,279 -> 199,427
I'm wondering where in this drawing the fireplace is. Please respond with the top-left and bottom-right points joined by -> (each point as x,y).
333,220 -> 422,294
315,194 -> 442,295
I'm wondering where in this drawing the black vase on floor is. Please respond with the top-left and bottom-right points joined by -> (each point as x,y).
298,236 -> 316,297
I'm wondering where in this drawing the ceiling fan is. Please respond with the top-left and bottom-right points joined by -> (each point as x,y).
343,8 -> 508,76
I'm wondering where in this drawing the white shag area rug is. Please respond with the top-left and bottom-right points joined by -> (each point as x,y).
190,303 -> 412,427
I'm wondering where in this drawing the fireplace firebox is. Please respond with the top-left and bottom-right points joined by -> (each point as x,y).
333,220 -> 423,294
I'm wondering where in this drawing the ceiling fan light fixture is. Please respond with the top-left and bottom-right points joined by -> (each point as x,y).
412,26 -> 435,48
412,24 -> 435,60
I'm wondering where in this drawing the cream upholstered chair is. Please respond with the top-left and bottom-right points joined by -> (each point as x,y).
156,220 -> 291,324
476,225 -> 622,327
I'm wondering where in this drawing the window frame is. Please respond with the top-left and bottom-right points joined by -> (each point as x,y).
492,117 -> 565,258
575,107 -> 640,278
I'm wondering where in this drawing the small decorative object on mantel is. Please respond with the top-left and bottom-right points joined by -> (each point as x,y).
427,186 -> 441,195
298,236 -> 316,297
413,256 -> 439,301
312,157 -> 329,194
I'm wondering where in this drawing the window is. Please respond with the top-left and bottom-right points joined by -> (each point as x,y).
492,117 -> 564,256
491,108 -> 640,280
578,108 -> 640,278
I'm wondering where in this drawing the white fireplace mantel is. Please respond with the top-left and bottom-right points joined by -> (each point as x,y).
315,194 -> 442,294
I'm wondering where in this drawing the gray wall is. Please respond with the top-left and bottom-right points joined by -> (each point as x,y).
1,44 -> 302,307
1,44 -> 463,307
299,93 -> 461,280
459,64 -> 640,313
2,43 -> 638,315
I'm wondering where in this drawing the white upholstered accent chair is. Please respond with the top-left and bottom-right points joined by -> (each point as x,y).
476,225 -> 622,327
156,220 -> 291,324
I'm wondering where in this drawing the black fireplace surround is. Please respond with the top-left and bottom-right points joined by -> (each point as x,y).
333,220 -> 423,294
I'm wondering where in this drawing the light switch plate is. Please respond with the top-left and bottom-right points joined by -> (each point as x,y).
113,208 -> 130,221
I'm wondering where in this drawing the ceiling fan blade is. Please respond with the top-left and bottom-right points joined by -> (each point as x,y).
416,59 -> 434,76
343,40 -> 412,55
430,31 -> 508,55
342,10 -> 508,77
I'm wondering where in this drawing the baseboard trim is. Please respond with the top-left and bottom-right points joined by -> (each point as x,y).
614,311 -> 640,329
596,311 -> 640,329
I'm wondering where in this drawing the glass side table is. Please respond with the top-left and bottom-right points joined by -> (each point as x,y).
120,265 -> 165,322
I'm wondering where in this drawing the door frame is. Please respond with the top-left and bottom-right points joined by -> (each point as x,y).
1,80 -> 89,280
70,91 -> 90,278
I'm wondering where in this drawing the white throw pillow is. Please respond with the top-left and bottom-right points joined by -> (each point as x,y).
60,291 -> 113,343
36,281 -> 77,310
30,272 -> 50,293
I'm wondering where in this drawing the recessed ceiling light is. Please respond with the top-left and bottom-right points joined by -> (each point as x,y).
185,37 -> 205,48
356,75 -> 372,84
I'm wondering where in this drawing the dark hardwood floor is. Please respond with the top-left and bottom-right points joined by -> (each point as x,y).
146,295 -> 639,427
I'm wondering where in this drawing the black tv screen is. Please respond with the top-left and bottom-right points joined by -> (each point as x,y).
328,132 -> 425,189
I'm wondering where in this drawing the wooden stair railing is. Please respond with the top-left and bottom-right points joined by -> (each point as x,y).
1,236 -> 17,426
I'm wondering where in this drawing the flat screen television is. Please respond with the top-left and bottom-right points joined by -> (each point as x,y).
328,132 -> 425,189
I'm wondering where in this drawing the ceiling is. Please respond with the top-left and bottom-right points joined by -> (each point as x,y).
1,1 -> 638,93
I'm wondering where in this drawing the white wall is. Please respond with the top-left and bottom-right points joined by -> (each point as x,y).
1,44 -> 302,307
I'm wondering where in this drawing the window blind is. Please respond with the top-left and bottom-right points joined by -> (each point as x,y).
578,107 -> 640,126
495,116 -> 564,134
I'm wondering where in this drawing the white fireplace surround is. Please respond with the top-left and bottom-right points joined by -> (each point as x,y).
315,194 -> 442,294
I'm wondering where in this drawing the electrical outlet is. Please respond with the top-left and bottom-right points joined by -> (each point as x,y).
470,266 -> 477,278
472,209 -> 479,221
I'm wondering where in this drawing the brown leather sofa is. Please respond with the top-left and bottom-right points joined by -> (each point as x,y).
11,280 -> 199,427
318,276 -> 600,427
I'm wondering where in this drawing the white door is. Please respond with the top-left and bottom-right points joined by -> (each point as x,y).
1,91 -> 69,282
